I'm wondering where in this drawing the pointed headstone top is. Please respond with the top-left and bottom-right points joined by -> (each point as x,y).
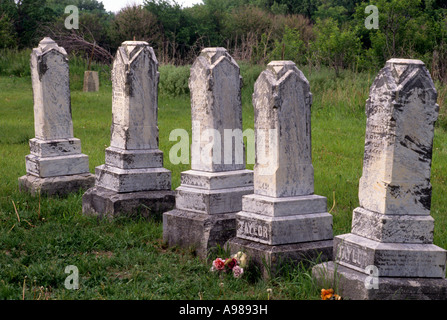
385,59 -> 426,85
35,37 -> 67,56
200,47 -> 237,66
121,41 -> 150,60
266,61 -> 298,79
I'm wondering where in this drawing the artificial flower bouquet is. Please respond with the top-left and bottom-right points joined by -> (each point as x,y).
211,251 -> 248,278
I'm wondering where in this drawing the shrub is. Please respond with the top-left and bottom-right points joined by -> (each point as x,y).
159,64 -> 190,97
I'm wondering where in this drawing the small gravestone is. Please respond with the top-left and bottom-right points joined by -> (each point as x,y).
18,37 -> 95,196
83,71 -> 99,92
227,61 -> 333,278
82,41 -> 175,219
312,59 -> 447,300
163,48 -> 254,259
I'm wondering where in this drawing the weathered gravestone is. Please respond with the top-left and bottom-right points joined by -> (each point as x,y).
312,59 -> 447,300
227,61 -> 333,278
82,41 -> 175,219
18,37 -> 95,196
163,48 -> 254,259
83,71 -> 99,92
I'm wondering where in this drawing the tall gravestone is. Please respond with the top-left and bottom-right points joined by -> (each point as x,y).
19,37 -> 95,196
312,59 -> 447,300
82,41 -> 175,218
163,48 -> 254,258
228,61 -> 333,277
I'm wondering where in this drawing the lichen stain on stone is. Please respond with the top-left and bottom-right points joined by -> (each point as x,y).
37,57 -> 48,81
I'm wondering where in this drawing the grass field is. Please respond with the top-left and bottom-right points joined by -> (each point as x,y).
1,60 -> 447,300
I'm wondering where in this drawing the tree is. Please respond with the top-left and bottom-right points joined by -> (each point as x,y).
311,18 -> 362,75
14,0 -> 56,48
354,0 -> 430,66
110,4 -> 160,48
45,0 -> 107,15
0,0 -> 18,48
269,26 -> 306,64
144,0 -> 198,64
0,12 -> 16,48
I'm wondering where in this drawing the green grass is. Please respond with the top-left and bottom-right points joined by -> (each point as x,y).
1,61 -> 447,300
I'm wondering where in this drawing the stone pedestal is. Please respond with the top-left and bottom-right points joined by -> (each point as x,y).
164,169 -> 253,258
227,61 -> 333,277
163,48 -> 254,258
82,186 -> 174,220
82,41 -> 175,218
83,71 -> 99,92
312,261 -> 447,300
19,38 -> 94,196
313,59 -> 447,300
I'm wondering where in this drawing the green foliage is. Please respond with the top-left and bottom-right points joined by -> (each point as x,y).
353,0 -> 439,67
2,64 -> 447,299
269,26 -> 306,64
0,49 -> 31,77
144,0 -> 198,64
109,4 -> 159,49
2,0 -> 447,81
45,0 -> 107,15
311,18 -> 362,75
313,2 -> 349,24
270,1 -> 288,15
0,12 -> 16,48
14,0 -> 56,48
159,64 -> 190,97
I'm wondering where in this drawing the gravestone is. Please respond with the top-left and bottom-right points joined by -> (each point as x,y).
163,48 -> 254,259
227,61 -> 333,278
83,71 -> 99,92
312,59 -> 447,300
18,37 -> 95,196
82,41 -> 175,219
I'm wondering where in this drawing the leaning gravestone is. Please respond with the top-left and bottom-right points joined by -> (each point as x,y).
19,37 -> 95,196
312,59 -> 447,300
82,41 -> 175,218
227,61 -> 333,278
163,48 -> 254,259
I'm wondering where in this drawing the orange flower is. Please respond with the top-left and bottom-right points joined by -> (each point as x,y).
321,288 -> 334,300
321,288 -> 342,300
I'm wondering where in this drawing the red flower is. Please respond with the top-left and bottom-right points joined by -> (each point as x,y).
225,258 -> 237,270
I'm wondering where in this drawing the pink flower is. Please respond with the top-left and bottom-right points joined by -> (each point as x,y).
232,265 -> 244,278
212,258 -> 225,271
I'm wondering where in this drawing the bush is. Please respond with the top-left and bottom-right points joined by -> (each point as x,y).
159,64 -> 191,97
0,49 -> 31,77
0,13 -> 16,48
311,18 -> 362,76
268,26 -> 306,65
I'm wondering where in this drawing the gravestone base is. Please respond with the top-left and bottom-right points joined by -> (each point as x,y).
175,169 -> 254,215
95,165 -> 172,193
82,186 -> 175,220
163,209 -> 237,259
18,173 -> 95,197
312,261 -> 447,300
227,237 -> 333,279
334,233 -> 447,278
